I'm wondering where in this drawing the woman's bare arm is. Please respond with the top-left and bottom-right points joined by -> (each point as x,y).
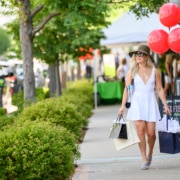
155,69 -> 171,114
120,70 -> 132,107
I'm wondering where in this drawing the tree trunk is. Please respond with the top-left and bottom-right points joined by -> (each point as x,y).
60,63 -> 66,89
56,60 -> 61,96
19,0 -> 35,101
48,64 -> 57,97
77,61 -> 81,79
48,61 -> 61,97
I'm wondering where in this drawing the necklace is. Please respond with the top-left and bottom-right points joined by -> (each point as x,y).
138,67 -> 152,84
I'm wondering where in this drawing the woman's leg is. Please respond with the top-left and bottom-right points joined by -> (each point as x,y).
164,76 -> 171,95
134,120 -> 147,163
146,122 -> 156,158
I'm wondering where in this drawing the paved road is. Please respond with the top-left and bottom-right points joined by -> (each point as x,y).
72,104 -> 180,180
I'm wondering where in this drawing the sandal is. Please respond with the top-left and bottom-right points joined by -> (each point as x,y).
147,156 -> 152,166
141,162 -> 149,170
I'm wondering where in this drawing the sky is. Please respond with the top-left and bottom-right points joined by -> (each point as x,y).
0,13 -> 14,26
0,6 -> 15,27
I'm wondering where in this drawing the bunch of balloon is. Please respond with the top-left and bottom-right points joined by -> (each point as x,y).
148,3 -> 180,54
148,29 -> 169,54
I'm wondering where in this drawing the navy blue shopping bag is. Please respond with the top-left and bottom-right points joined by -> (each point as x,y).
158,131 -> 176,154
158,96 -> 180,154
158,115 -> 175,154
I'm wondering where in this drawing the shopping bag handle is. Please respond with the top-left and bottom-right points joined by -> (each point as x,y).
159,115 -> 172,131
116,115 -> 125,123
165,115 -> 171,131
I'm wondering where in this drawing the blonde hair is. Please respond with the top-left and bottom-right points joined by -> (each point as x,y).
130,54 -> 154,78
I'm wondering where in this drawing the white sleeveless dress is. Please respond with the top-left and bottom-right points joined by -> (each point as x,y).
126,68 -> 161,122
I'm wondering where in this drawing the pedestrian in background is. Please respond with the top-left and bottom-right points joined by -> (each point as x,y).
115,53 -> 120,70
85,60 -> 92,80
118,45 -> 170,170
116,58 -> 128,84
164,54 -> 174,95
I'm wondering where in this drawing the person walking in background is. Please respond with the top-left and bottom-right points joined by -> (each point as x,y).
118,45 -> 170,170
163,53 -> 179,95
173,54 -> 179,79
116,58 -> 128,84
177,54 -> 180,77
85,60 -> 92,80
172,54 -> 179,95
164,54 -> 174,95
115,53 -> 120,70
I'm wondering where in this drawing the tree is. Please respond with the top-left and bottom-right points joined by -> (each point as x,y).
1,0 -> 110,102
0,28 -> 10,55
33,14 -> 108,96
107,0 -> 169,18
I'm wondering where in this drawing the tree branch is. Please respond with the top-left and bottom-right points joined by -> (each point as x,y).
31,4 -> 44,18
32,12 -> 60,38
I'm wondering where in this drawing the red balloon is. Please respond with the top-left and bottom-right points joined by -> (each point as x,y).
168,28 -> 180,53
159,3 -> 179,27
148,29 -> 169,54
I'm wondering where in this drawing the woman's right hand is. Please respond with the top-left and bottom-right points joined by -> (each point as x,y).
118,106 -> 125,116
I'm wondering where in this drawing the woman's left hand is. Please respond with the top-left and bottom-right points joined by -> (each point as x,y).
164,104 -> 171,115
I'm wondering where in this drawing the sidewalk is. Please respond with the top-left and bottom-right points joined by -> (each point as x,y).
72,104 -> 180,180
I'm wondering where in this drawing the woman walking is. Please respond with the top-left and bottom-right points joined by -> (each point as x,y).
119,45 -> 170,170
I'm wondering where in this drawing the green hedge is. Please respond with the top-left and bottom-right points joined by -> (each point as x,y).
16,98 -> 84,141
0,115 -> 15,131
0,108 -> 7,116
60,93 -> 92,128
0,121 -> 80,179
12,88 -> 50,115
0,79 -> 94,179
62,80 -> 94,126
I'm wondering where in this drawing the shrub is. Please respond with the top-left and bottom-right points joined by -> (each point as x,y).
64,79 -> 93,106
0,116 -> 15,131
12,88 -> 50,115
0,108 -> 16,131
11,90 -> 24,115
0,121 -> 80,179
17,98 -> 84,141
60,94 -> 92,127
62,80 -> 94,126
0,108 -> 7,116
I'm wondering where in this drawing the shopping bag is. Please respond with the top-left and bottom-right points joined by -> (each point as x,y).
157,115 -> 180,133
174,133 -> 180,153
119,123 -> 128,139
158,131 -> 176,154
109,115 -> 127,139
158,115 -> 180,154
113,121 -> 140,150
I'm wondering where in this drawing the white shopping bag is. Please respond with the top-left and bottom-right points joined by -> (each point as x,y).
157,115 -> 180,133
113,121 -> 140,150
109,115 -> 127,139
